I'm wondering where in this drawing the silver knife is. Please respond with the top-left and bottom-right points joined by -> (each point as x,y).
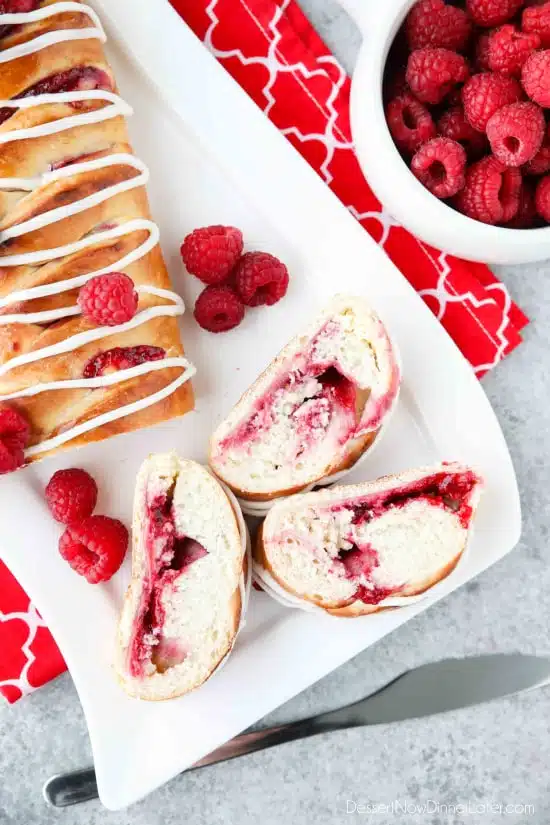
43,653 -> 550,808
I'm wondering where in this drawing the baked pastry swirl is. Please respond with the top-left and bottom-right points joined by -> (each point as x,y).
0,1 -> 195,462
209,295 -> 400,513
254,463 -> 483,617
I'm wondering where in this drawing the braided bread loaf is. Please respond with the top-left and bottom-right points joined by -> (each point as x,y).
0,0 -> 194,462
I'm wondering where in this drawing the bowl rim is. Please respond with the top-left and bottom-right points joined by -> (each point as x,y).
348,0 -> 550,265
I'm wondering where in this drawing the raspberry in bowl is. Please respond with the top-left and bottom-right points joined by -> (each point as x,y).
341,0 -> 550,263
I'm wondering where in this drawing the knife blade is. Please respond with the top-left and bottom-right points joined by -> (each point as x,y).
43,653 -> 550,807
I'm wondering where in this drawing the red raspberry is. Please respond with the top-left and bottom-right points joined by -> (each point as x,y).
524,124 -> 550,175
386,92 -> 436,153
83,345 -> 165,378
454,156 -> 521,224
488,25 -> 541,76
180,225 -> 243,285
437,106 -> 488,158
535,174 -> 550,222
194,285 -> 244,333
59,516 -> 128,584
522,1 -> 550,47
466,0 -> 523,27
406,48 -> 470,104
411,137 -> 467,198
521,50 -> 550,106
78,273 -> 137,327
486,101 -> 545,166
475,32 -> 493,71
505,181 -> 537,227
234,252 -> 289,307
405,0 -> 472,51
45,468 -> 98,524
462,72 -> 522,132
0,405 -> 29,474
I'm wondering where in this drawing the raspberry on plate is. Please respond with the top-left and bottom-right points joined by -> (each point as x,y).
0,405 -> 29,475
535,175 -> 550,222
411,137 -> 467,198
78,272 -> 138,327
437,106 -> 487,159
454,156 -> 521,224
386,91 -> 436,153
486,101 -> 545,167
59,515 -> 128,584
234,251 -> 289,307
487,25 -> 541,77
466,0 -> 523,28
521,50 -> 550,107
194,285 -> 245,333
405,0 -> 472,52
462,72 -> 522,133
45,468 -> 98,524
524,124 -> 550,176
406,47 -> 470,104
180,225 -> 243,285
522,2 -> 550,48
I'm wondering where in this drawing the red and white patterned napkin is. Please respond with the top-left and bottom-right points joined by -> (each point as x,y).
0,0 -> 527,702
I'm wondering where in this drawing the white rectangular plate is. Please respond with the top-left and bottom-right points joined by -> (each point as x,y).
0,0 -> 520,810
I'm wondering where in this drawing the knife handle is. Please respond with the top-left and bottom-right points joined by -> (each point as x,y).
43,768 -> 99,807
43,715 -> 349,807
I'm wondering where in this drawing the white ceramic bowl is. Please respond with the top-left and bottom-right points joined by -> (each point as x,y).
340,0 -> 550,264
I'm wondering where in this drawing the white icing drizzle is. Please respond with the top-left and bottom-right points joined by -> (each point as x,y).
0,290 -> 185,377
0,92 -> 132,146
0,356 -> 189,400
0,2 -> 105,63
0,153 -> 148,241
0,218 -> 158,280
24,361 -> 196,458
0,3 -> 195,458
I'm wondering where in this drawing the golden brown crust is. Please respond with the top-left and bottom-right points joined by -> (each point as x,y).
254,506 -> 465,618
324,553 -> 463,617
0,31 -> 113,101
0,1 -> 194,461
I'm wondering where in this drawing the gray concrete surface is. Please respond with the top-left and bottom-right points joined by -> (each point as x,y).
1,3 -> 548,824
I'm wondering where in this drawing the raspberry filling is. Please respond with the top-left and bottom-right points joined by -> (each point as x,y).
340,468 -> 479,530
128,485 -> 208,678
331,468 -> 478,605
219,323 -> 362,462
334,543 -> 396,605
0,0 -> 40,39
83,346 -> 165,378
49,150 -> 107,172
0,67 -> 113,125
226,362 -> 356,456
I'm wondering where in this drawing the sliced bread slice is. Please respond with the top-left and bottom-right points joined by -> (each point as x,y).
254,462 -> 483,617
115,453 -> 249,700
209,295 -> 400,507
